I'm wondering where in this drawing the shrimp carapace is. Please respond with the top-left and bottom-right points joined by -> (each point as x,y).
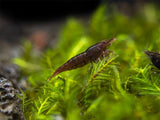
144,50 -> 160,69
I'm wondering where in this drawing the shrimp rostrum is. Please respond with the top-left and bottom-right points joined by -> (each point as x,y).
48,38 -> 116,81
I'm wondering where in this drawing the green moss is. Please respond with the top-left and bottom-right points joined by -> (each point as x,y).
14,4 -> 160,120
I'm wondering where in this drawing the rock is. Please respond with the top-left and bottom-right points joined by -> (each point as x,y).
0,74 -> 25,120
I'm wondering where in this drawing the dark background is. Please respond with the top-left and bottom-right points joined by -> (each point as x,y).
0,0 -> 155,22
0,0 -> 100,22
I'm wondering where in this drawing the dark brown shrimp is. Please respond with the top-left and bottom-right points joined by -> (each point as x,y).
144,50 -> 160,69
48,38 -> 116,81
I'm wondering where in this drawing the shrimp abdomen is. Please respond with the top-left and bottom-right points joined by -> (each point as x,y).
48,52 -> 89,81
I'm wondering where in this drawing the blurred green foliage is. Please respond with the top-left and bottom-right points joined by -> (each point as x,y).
14,4 -> 160,120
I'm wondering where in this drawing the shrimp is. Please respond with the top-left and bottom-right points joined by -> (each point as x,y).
144,50 -> 160,69
48,38 -> 116,81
